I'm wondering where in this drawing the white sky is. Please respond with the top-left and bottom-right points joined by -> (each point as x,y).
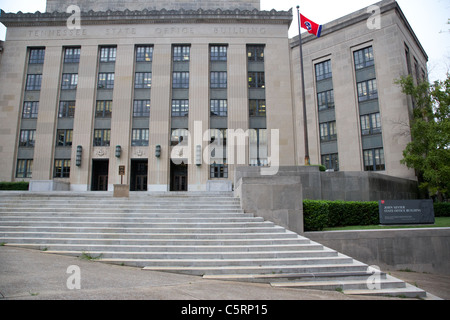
0,0 -> 449,81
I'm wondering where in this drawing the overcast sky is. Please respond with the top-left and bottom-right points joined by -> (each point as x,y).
0,0 -> 449,81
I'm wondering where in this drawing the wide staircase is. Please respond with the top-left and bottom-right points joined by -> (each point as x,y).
0,191 -> 428,298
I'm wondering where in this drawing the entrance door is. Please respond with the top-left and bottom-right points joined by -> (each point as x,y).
131,160 -> 148,191
170,162 -> 188,191
92,160 -> 109,191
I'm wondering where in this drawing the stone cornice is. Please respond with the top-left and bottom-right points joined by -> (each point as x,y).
0,8 -> 293,27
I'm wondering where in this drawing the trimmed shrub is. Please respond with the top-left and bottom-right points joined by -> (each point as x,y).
434,203 -> 450,217
0,182 -> 29,191
304,200 -> 379,230
303,200 -> 329,231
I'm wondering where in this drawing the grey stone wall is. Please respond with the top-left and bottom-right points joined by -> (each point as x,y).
307,228 -> 450,275
46,0 -> 260,12
235,166 -> 419,202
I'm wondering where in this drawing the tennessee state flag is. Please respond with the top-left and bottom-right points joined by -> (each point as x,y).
300,14 -> 323,37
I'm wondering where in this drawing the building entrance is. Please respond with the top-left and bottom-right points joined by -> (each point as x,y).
170,162 -> 188,192
91,160 -> 109,191
131,159 -> 148,191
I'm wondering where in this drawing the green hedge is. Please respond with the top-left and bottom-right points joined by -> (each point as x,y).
303,200 -> 330,232
434,203 -> 450,217
304,200 -> 450,231
0,182 -> 29,191
303,200 -> 378,231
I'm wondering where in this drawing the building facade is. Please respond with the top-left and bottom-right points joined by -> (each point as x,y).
0,0 -> 427,192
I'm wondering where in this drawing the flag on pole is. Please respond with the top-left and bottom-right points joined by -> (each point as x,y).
300,14 -> 323,38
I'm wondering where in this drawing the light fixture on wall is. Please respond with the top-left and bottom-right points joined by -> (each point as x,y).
115,145 -> 121,158
195,145 -> 202,167
76,145 -> 82,167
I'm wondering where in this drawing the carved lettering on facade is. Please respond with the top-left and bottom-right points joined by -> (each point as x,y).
28,29 -> 88,38
105,28 -> 136,36
213,27 -> 266,35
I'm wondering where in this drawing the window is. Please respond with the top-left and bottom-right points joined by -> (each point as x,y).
317,90 -> 335,111
171,129 -> 189,146
64,47 -> 81,63
315,60 -> 332,81
354,47 -> 374,70
61,73 -> 78,90
210,100 -> 227,117
320,121 -> 337,142
22,102 -> 39,119
364,148 -> 385,171
16,159 -> 33,178
360,113 -> 382,136
25,74 -> 42,91
210,163 -> 228,178
56,129 -> 73,147
357,79 -> 378,101
29,48 -> 45,64
93,129 -> 111,147
100,47 -> 116,63
321,153 -> 339,172
210,45 -> 227,61
248,72 -> 265,88
210,128 -> 227,146
19,130 -> 35,147
58,101 -> 75,118
173,45 -> 190,62
135,72 -> 152,88
54,159 -> 71,178
210,72 -> 227,88
210,129 -> 227,178
171,100 -> 189,117
96,101 -> 112,118
97,73 -> 114,89
136,46 -> 153,62
247,45 -> 264,62
131,129 -> 149,146
249,129 -> 268,167
133,100 -> 150,117
172,72 -> 189,88
249,100 -> 266,117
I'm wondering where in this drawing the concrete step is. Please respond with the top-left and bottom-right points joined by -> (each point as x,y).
0,216 -> 263,224
142,262 -> 369,276
0,220 -> 274,228
0,192 -> 429,299
343,285 -> 427,299
0,208 -> 244,214
0,231 -> 300,240
3,242 -> 328,253
270,277 -> 406,291
0,236 -> 308,246
36,249 -> 340,260
0,225 -> 287,234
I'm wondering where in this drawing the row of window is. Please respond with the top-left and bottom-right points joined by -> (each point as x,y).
17,158 -> 232,180
28,44 -> 265,66
22,98 -> 267,121
320,147 -> 385,173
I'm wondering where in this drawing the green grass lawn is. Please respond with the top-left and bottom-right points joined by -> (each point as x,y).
323,217 -> 450,231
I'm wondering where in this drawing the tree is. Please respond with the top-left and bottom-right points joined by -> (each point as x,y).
396,74 -> 450,201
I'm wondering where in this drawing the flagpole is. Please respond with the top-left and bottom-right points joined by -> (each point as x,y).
296,5 -> 310,166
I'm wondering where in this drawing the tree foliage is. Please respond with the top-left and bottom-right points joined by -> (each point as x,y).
396,74 -> 450,200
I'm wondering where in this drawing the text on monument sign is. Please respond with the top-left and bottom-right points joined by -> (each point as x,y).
379,200 -> 435,225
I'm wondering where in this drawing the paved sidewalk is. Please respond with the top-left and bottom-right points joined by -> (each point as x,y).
0,246 -> 446,300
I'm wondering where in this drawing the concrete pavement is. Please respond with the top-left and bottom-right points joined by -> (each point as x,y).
0,246 -> 447,300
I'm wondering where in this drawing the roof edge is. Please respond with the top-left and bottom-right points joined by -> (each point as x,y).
289,0 -> 428,61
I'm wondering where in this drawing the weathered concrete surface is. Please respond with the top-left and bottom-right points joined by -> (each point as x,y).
235,172 -> 303,234
0,246 -> 420,300
306,228 -> 450,276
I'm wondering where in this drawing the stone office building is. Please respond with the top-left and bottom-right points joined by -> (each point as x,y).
0,0 -> 427,192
